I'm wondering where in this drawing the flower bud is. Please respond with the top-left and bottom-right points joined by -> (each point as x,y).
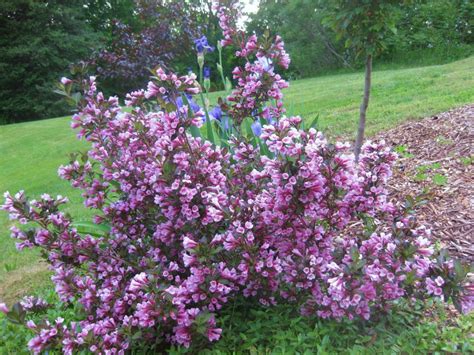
225,77 -> 232,92
204,78 -> 211,92
197,53 -> 204,68
61,77 -> 72,86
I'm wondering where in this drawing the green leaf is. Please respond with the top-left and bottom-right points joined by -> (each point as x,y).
72,221 -> 111,237
205,115 -> 217,145
189,125 -> 201,138
6,303 -> 25,324
162,160 -> 176,179
53,89 -> 68,97
242,117 -> 254,141
394,145 -> 414,158
71,92 -> 81,104
308,113 -> 320,130
196,92 -> 216,146
414,173 -> 427,182
225,77 -> 232,92
432,173 -> 447,186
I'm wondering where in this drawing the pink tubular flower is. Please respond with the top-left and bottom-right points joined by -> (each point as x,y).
207,327 -> 222,341
183,236 -> 198,250
26,320 -> 37,329
128,272 -> 149,292
0,302 -> 9,314
61,77 -> 72,85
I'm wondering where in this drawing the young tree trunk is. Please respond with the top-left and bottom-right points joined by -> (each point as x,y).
354,54 -> 372,162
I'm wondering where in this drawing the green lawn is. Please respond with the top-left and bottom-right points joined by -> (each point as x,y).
0,56 -> 473,303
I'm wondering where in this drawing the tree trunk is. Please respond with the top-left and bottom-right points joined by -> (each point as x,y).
354,54 -> 372,163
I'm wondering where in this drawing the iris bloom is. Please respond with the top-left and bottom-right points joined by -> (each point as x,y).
209,106 -> 222,121
176,94 -> 201,113
209,106 -> 230,130
194,36 -> 214,54
251,120 -> 262,136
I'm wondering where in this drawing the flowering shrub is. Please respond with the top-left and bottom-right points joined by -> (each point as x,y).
1,1 -> 472,353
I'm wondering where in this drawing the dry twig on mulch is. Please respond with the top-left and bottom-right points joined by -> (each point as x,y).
376,104 -> 474,262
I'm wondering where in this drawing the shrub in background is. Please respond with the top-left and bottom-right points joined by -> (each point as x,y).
89,0 -> 199,96
1,1 -> 472,353
88,0 -> 238,97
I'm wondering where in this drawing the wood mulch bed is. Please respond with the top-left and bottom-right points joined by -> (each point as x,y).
376,104 -> 473,262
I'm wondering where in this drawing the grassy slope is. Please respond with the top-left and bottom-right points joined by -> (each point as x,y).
0,56 -> 473,303
0,118 -> 90,302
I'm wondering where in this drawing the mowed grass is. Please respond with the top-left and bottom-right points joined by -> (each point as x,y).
0,56 -> 473,303
0,118 -> 91,302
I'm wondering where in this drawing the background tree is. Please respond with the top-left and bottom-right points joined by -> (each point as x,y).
83,0 -> 137,34
248,0 -> 349,78
249,0 -> 473,80
0,0 -> 100,124
320,0 -> 403,161
383,0 -> 474,64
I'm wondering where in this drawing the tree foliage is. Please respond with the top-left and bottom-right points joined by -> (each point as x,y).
83,0 -> 137,34
0,0 -> 225,123
2,0 -> 473,124
0,0 -> 100,124
386,0 -> 474,52
320,0 -> 402,58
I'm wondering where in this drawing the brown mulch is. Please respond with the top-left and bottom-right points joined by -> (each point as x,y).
376,104 -> 474,262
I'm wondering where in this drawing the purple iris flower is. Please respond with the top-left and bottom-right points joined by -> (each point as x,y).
203,66 -> 211,79
194,36 -> 214,54
251,120 -> 262,137
176,94 -> 201,112
209,106 -> 222,121
209,106 -> 230,130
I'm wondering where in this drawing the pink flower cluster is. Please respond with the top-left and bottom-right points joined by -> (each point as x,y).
3,101 -> 469,352
215,0 -> 289,124
1,1 -> 471,353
